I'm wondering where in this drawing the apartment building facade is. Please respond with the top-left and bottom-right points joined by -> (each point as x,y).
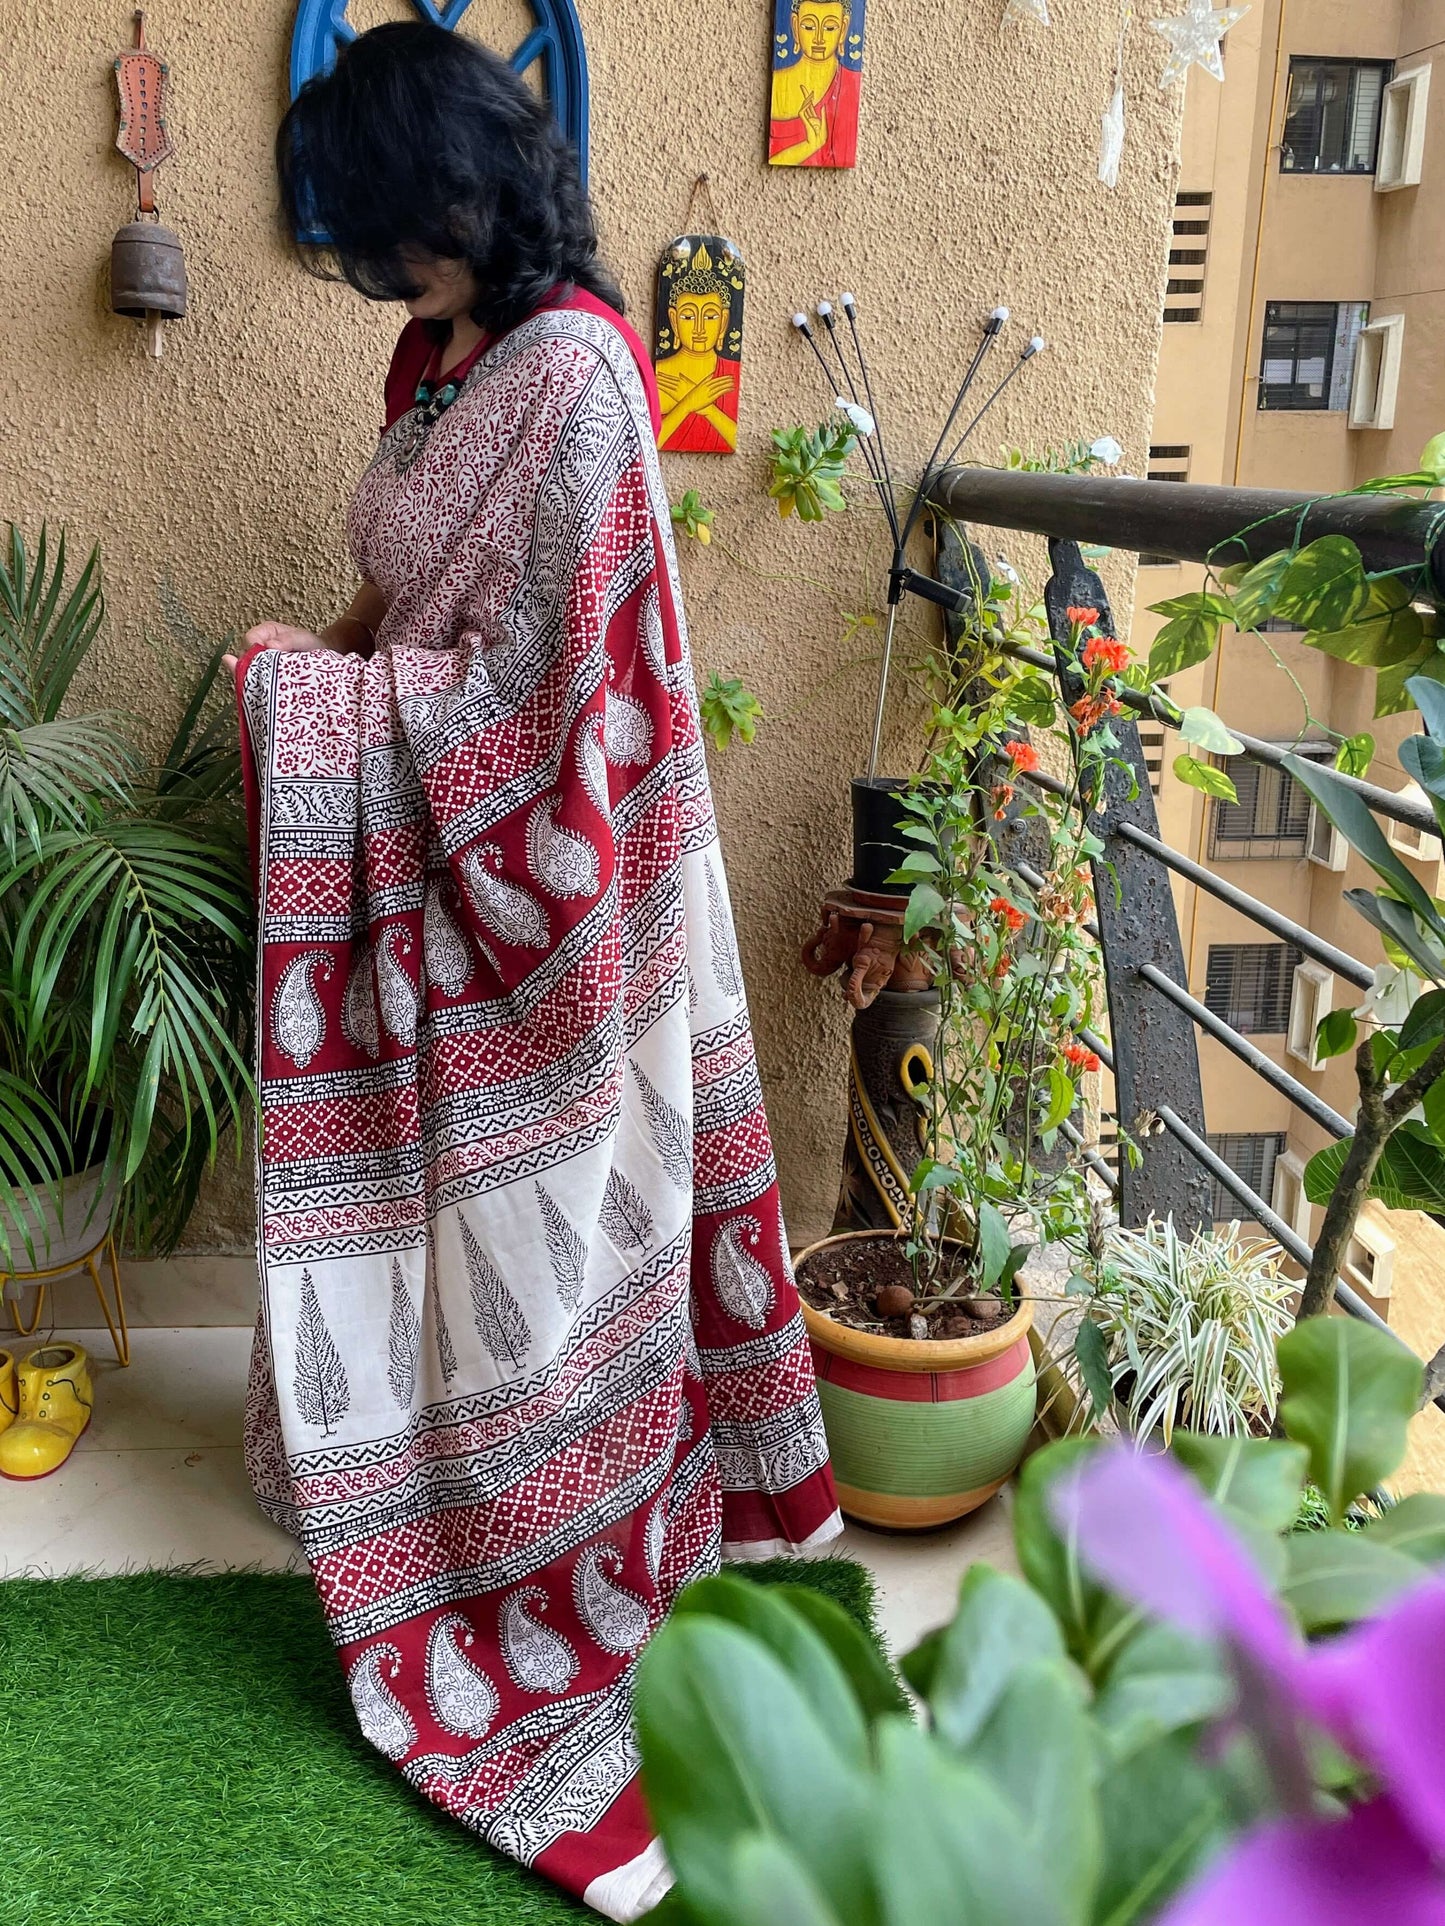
1132,0 -> 1445,1378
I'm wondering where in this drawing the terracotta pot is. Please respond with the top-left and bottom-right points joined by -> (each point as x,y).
796,1228 -> 1037,1531
0,1163 -> 118,1275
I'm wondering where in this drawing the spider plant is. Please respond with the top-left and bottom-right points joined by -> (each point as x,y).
0,524 -> 254,1263
1072,1215 -> 1295,1442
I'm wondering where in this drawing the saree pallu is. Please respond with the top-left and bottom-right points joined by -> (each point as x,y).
239,297 -> 840,1919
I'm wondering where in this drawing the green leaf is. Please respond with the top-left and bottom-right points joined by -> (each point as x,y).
1271,535 -> 1370,631
1420,431 -> 1445,483
1013,1439 -> 1133,1668
669,1577 -> 868,1765
1226,551 -> 1291,630
699,674 -> 763,752
1178,707 -> 1244,755
1344,886 -> 1445,982
770,1584 -> 912,1723
1376,645 -> 1441,717
1366,1492 -> 1445,1564
1043,1062 -> 1076,1134
1304,1124 -> 1445,1215
1173,756 -> 1237,803
902,882 -> 945,945
1090,1623 -> 1229,1762
1283,753 -> 1445,938
634,1616 -> 872,1926
1335,732 -> 1375,779
1092,1733 -> 1226,1926
1145,594 -> 1231,680
1168,1434 -> 1310,1535
920,1564 -> 1070,1753
727,1837 -> 845,1926
977,1200 -> 1013,1291
1280,1528 -> 1423,1632
1400,987 -> 1445,1051
1277,1317 -> 1422,1522
1304,574 -> 1425,669
1074,1317 -> 1113,1423
1315,1009 -> 1359,1061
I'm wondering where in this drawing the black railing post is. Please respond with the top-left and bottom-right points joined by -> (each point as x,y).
1043,539 -> 1213,1232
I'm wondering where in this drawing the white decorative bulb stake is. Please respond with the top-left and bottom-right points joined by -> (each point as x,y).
1003,0 -> 1051,24
1150,0 -> 1249,86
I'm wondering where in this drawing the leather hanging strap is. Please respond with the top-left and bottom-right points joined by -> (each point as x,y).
114,11 -> 174,217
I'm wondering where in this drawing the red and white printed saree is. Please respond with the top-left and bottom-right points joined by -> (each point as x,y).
239,289 -> 840,1917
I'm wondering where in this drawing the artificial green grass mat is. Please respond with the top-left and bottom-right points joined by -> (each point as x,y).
0,1558 -> 879,1926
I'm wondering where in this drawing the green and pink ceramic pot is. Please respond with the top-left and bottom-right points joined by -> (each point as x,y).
797,1230 -> 1037,1530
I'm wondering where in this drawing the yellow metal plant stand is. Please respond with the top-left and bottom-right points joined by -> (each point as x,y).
3,1236 -> 130,1367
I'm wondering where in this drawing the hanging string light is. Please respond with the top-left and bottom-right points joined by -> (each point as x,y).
1150,0 -> 1249,87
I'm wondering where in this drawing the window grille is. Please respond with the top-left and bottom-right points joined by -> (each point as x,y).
1281,58 -> 1391,174
1207,752 -> 1326,859
1206,1132 -> 1287,1222
1259,301 -> 1367,410
1204,943 -> 1302,1034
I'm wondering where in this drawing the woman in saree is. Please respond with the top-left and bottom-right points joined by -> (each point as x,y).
230,20 -> 839,1920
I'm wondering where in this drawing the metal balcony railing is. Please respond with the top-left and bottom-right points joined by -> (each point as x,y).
923,467 -> 1445,1409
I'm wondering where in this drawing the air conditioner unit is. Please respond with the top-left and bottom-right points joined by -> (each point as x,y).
1377,66 -> 1431,191
1287,963 -> 1335,1070
1306,801 -> 1347,871
1349,314 -> 1405,431
1270,1151 -> 1312,1242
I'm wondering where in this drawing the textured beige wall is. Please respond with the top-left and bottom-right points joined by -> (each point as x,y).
0,0 -> 1180,1252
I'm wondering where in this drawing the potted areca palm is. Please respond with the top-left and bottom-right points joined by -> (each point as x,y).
0,526 -> 253,1277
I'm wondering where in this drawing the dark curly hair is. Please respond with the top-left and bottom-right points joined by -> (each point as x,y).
276,21 -> 623,335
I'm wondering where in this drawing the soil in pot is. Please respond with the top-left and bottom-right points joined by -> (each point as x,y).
796,1236 -> 1011,1342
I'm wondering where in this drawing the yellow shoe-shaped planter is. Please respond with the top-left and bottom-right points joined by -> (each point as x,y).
0,1349 -> 15,1435
0,1343 -> 93,1480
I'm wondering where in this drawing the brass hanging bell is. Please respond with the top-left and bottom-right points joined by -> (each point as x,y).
110,218 -> 187,321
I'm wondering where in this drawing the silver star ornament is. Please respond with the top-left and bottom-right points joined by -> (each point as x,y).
1150,0 -> 1249,87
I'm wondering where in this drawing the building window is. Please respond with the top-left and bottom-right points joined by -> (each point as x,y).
1259,301 -> 1367,410
1204,943 -> 1302,1034
1343,1217 -> 1396,1302
1384,782 -> 1439,860
1280,58 -> 1390,174
1349,314 -> 1405,430
1165,192 -> 1211,322
1377,66 -> 1432,190
1207,1131 -> 1287,1221
1271,1150 -> 1312,1240
1208,759 -> 1313,859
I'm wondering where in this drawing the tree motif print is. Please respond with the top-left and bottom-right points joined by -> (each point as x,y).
603,688 -> 652,766
272,952 -> 333,1069
710,1216 -> 774,1330
341,947 -> 381,1059
705,861 -> 742,999
526,795 -> 599,899
633,1065 -> 691,1190
458,843 -> 550,949
386,1258 -> 422,1411
599,1170 -> 655,1253
460,1214 -> 530,1368
292,1268 -> 350,1436
535,1182 -> 587,1312
425,1221 -> 458,1385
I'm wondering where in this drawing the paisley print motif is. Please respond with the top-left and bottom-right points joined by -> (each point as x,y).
426,1612 -> 500,1738
573,1545 -> 650,1656
639,582 -> 667,682
422,883 -> 473,998
643,1500 -> 666,1585
576,712 -> 609,817
272,951 -> 333,1069
499,1587 -> 579,1695
603,689 -> 652,767
347,1643 -> 416,1761
341,947 -> 381,1059
458,842 -> 550,949
526,796 -> 600,899
710,1215 -> 774,1330
376,925 -> 418,1048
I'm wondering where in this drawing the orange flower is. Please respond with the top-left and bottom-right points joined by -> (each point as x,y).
990,895 -> 1026,933
1066,605 -> 1100,628
1003,739 -> 1040,772
1064,1041 -> 1102,1074
1082,634 -> 1129,677
1069,692 -> 1124,736
992,781 -> 1015,820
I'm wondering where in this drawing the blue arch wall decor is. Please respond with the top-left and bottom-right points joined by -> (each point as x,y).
289,0 -> 589,184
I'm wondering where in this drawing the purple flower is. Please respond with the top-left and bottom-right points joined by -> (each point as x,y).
1053,1446 -> 1445,1923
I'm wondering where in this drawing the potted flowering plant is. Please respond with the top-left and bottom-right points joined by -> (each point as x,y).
791,596 -> 1135,1527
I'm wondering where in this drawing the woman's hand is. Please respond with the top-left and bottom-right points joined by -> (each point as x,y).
221,622 -> 329,674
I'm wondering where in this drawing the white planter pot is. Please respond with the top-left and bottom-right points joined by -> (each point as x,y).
0,1163 -> 118,1277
